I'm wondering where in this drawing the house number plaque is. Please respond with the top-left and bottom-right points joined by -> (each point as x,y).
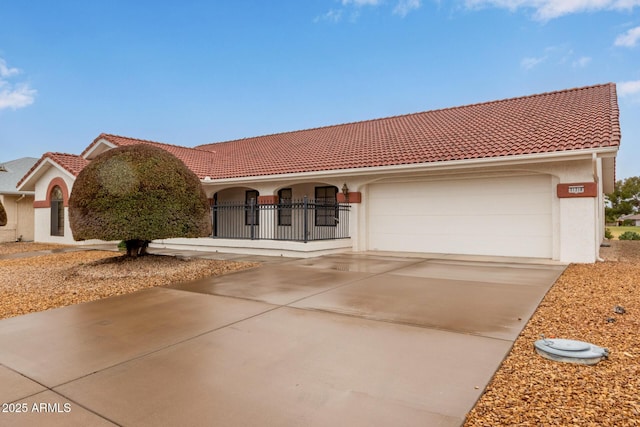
557,182 -> 597,198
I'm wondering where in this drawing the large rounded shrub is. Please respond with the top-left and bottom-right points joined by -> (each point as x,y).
0,200 -> 6,226
69,144 -> 211,256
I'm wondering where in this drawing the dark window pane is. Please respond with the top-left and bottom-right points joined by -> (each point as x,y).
278,188 -> 292,226
50,186 -> 64,236
315,186 -> 337,226
245,190 -> 259,225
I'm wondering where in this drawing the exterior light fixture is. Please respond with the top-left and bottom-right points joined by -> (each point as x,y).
342,183 -> 349,196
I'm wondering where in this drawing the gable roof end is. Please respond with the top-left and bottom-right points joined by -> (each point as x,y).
17,153 -> 89,191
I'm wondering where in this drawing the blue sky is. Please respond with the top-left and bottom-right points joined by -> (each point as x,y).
1,0 -> 639,180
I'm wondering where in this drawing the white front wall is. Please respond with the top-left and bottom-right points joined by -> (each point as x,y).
33,168 -> 76,244
366,174 -> 553,258
25,153 -> 609,263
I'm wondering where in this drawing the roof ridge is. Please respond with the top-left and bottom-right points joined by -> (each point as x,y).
197,83 -> 615,149
46,151 -> 83,157
100,133 -> 214,153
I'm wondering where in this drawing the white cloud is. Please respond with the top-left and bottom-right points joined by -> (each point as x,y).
572,56 -> 592,67
0,57 -> 36,111
465,0 -> 640,21
521,56 -> 547,69
0,82 -> 36,110
618,79 -> 640,96
342,0 -> 382,5
316,0 -> 421,22
0,58 -> 20,78
314,8 -> 343,22
614,26 -> 640,47
394,0 -> 422,16
521,46 -> 592,70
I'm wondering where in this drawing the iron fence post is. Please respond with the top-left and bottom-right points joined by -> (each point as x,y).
303,196 -> 308,243
250,198 -> 256,240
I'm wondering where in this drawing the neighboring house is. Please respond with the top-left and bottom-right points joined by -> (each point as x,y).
0,157 -> 38,242
18,83 -> 620,263
617,213 -> 640,226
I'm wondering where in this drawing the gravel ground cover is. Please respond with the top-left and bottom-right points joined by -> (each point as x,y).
0,243 -> 256,320
0,242 -> 71,256
465,241 -> 640,427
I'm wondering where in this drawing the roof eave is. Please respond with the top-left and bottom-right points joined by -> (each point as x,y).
82,136 -> 118,160
17,157 -> 77,192
0,190 -> 35,196
200,147 -> 620,184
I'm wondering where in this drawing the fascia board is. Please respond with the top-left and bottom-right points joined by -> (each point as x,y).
0,190 -> 35,196
83,139 -> 117,160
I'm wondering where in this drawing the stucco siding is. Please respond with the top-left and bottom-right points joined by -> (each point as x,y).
32,168 -> 76,244
0,194 -> 35,242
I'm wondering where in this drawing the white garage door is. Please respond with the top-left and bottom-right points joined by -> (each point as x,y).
367,174 -> 552,258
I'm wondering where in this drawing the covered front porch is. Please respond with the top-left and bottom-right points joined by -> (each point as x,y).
152,181 -> 358,258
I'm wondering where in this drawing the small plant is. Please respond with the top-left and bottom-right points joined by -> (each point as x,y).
618,231 -> 640,241
118,240 -> 127,251
604,228 -> 613,239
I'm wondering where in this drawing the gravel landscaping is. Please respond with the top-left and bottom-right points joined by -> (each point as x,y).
465,241 -> 640,427
0,243 -> 256,320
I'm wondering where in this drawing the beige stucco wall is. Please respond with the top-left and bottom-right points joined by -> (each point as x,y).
0,194 -> 35,242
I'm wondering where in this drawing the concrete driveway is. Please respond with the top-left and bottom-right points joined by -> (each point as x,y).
0,252 -> 565,426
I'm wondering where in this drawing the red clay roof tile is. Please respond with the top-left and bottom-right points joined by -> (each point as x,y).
23,83 -> 622,183
191,83 -> 621,179
16,152 -> 89,188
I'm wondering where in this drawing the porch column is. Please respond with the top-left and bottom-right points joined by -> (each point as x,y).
337,191 -> 361,246
257,195 -> 278,240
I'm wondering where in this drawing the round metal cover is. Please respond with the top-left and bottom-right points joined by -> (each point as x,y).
534,338 -> 609,365
545,339 -> 590,352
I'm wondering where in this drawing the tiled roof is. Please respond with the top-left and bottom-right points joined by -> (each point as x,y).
193,83 -> 620,178
84,134 -> 217,179
22,83 -> 622,183
48,153 -> 90,176
17,153 -> 89,188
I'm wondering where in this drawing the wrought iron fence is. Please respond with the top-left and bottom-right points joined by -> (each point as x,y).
211,196 -> 350,242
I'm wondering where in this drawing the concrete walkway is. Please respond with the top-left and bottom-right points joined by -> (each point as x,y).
0,250 -> 566,426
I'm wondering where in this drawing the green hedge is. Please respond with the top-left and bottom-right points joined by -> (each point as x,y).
618,231 -> 640,241
69,144 -> 211,243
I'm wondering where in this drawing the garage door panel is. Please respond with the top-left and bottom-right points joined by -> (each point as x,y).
371,189 -> 550,216
375,232 -> 551,257
376,213 -> 552,233
368,175 -> 552,258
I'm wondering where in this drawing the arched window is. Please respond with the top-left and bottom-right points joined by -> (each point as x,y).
50,186 -> 64,236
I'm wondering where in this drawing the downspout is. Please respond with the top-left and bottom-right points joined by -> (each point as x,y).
593,153 -> 605,262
